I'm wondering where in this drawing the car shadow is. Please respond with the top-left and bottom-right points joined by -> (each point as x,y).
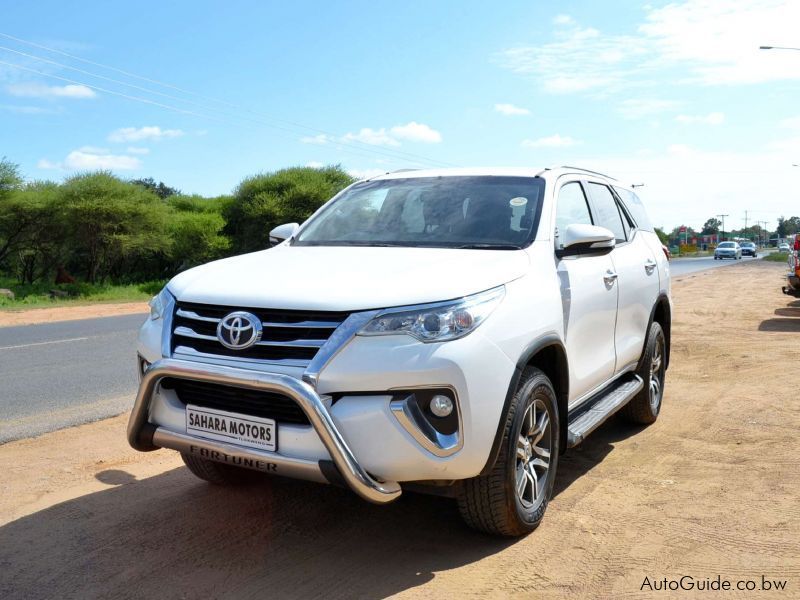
774,307 -> 800,317
0,416 -> 648,600
0,465 -> 514,600
759,318 -> 800,332
554,415 -> 646,498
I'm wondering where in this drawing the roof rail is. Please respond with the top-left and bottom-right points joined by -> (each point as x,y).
557,165 -> 617,181
389,168 -> 420,174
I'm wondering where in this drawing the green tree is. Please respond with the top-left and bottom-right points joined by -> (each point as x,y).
654,227 -> 668,245
58,172 -> 171,282
224,165 -> 353,253
701,217 -> 721,235
776,216 -> 800,237
7,182 -> 65,283
0,159 -> 33,268
166,194 -> 231,271
131,177 -> 180,199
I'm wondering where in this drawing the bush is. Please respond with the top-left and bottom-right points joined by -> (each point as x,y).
224,165 -> 353,254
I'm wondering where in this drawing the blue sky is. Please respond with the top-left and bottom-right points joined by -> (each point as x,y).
2,0 -> 799,231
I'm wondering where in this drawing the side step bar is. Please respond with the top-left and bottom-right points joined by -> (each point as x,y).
567,375 -> 644,448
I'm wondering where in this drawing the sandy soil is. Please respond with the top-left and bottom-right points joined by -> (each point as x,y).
0,301 -> 149,327
1,261 -> 798,599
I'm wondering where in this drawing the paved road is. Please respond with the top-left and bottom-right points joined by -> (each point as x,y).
669,255 -> 764,277
0,313 -> 147,443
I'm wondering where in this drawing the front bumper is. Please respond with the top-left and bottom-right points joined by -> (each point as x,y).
128,358 -> 402,504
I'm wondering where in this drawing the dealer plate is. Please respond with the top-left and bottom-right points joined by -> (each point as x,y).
186,405 -> 276,452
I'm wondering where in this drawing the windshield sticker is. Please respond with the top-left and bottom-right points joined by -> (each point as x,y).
509,197 -> 528,207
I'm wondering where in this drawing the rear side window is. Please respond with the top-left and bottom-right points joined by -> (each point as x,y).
555,182 -> 593,248
586,183 -> 627,243
614,187 -> 653,232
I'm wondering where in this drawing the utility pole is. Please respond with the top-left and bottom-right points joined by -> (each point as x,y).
717,214 -> 729,243
744,210 -> 748,240
759,220 -> 769,247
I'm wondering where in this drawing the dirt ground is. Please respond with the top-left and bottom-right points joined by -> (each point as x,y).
1,261 -> 798,599
0,301 -> 150,327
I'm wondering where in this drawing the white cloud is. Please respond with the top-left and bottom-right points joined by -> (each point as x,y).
36,158 -> 61,170
300,134 -> 333,145
77,145 -> 110,154
497,1 -> 800,93
553,14 -> 574,26
780,116 -> 800,129
342,127 -> 400,147
38,147 -> 141,171
6,82 -> 96,99
108,126 -> 184,143
389,121 -> 442,143
619,98 -> 682,119
494,103 -> 531,116
302,122 -> 442,147
126,146 -> 150,155
675,112 -> 725,125
521,134 -> 580,148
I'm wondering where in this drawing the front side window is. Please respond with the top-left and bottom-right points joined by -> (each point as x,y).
586,183 -> 627,243
295,176 -> 545,248
555,182 -> 593,249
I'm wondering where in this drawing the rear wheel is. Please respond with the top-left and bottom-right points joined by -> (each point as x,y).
181,452 -> 263,485
457,368 -> 559,536
621,321 -> 666,425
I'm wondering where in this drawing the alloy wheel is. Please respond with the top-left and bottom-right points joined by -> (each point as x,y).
649,335 -> 665,411
515,398 -> 552,509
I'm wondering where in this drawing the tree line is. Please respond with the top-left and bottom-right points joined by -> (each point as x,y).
0,158 -> 353,285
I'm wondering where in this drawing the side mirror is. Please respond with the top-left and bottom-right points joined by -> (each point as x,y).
557,224 -> 616,258
269,222 -> 300,247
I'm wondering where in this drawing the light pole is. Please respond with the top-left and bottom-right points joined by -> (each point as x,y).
717,214 -> 728,243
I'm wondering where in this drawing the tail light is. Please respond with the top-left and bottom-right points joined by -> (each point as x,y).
661,244 -> 671,262
795,253 -> 800,277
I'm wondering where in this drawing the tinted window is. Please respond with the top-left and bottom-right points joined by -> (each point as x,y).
555,182 -> 593,248
586,183 -> 626,243
295,176 -> 545,248
614,187 -> 653,231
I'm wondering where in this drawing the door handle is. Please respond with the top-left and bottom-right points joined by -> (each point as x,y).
603,269 -> 618,285
644,259 -> 657,274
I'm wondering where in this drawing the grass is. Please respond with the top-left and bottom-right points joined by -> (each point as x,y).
763,251 -> 791,263
0,278 -> 166,310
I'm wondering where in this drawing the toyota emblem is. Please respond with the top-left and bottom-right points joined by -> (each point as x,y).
217,311 -> 262,350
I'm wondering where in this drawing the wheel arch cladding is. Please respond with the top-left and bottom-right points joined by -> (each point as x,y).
480,335 -> 570,475
652,295 -> 671,369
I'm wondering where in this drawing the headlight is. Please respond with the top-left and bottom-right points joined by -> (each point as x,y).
358,286 -> 505,343
149,287 -> 173,321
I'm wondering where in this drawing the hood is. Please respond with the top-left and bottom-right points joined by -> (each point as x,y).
168,245 -> 529,311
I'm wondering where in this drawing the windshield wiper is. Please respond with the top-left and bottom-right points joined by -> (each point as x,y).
454,243 -> 523,250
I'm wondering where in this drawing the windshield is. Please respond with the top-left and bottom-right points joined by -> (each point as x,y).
719,242 -> 736,248
294,176 -> 546,249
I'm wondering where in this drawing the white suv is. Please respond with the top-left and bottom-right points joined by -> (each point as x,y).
129,167 -> 671,536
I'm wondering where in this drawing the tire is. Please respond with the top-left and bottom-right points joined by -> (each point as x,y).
620,321 -> 666,425
457,368 -> 560,537
181,452 -> 263,485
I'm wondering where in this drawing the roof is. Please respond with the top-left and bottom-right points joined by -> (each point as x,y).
364,165 -> 620,183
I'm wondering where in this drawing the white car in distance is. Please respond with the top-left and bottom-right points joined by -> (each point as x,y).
130,167 -> 672,536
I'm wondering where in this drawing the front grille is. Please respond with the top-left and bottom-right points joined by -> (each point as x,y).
162,378 -> 310,425
171,301 -> 349,367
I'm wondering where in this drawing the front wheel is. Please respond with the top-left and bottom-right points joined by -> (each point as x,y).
620,321 -> 666,424
457,368 -> 560,536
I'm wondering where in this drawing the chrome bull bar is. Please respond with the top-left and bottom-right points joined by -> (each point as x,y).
127,358 -> 402,504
